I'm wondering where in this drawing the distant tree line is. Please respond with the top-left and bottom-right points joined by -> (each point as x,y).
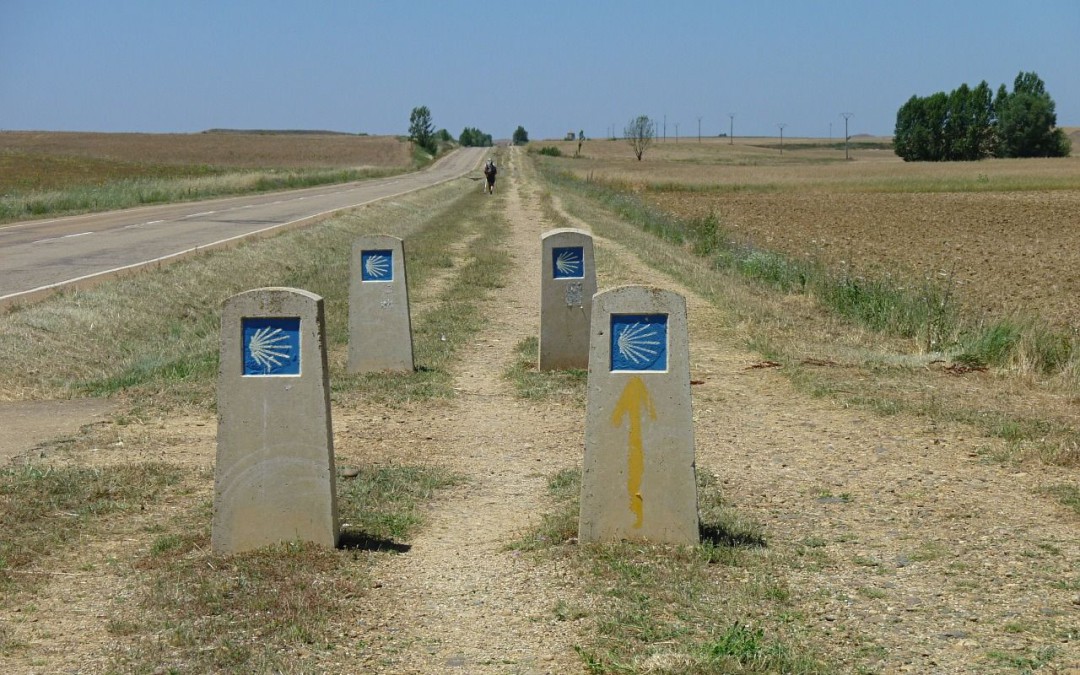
459,127 -> 493,147
894,71 -> 1071,161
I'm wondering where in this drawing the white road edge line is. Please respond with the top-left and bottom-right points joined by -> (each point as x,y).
32,231 -> 95,244
0,155 -> 478,306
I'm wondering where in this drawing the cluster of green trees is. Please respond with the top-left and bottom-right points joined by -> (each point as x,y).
512,126 -> 528,145
894,71 -> 1071,161
458,127 -> 493,147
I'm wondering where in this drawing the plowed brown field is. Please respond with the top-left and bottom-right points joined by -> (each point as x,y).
648,189 -> 1080,327
548,136 -> 1080,329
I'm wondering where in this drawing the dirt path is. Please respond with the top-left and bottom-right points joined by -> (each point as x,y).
344,147 -> 587,673
0,399 -> 116,463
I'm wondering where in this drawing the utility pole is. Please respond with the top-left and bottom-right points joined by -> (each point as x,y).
777,123 -> 786,155
840,113 -> 854,160
728,113 -> 734,145
697,116 -> 702,143
675,122 -> 679,144
663,114 -> 667,142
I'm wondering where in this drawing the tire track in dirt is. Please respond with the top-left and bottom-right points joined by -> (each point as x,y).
352,147 -> 588,673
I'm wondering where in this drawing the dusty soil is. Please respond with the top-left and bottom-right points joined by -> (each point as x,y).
0,399 -> 116,463
2,146 -> 1078,674
648,189 -> 1080,328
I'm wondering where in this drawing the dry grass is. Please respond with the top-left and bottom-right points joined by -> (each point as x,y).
513,469 -> 829,674
0,170 -> 507,401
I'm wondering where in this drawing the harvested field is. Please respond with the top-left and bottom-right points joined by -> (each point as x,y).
542,137 -> 1080,328
648,189 -> 1080,327
0,130 -> 412,170
0,131 -> 413,196
0,131 -> 417,221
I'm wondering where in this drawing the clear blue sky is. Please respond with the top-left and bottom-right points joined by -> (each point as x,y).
2,1 -> 1077,140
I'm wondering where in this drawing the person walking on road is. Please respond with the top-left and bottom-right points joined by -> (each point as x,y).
483,158 -> 497,194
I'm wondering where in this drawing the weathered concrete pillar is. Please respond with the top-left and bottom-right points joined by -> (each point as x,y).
348,235 -> 414,373
579,285 -> 699,544
212,287 -> 339,554
539,228 -> 596,371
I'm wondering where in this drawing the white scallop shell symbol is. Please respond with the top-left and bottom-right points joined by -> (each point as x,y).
364,254 -> 390,278
555,250 -> 581,275
248,326 -> 292,370
616,323 -> 661,365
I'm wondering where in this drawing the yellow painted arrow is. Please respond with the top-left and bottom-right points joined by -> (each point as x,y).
612,375 -> 656,528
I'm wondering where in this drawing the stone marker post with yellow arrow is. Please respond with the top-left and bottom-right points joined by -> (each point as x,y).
579,285 -> 699,544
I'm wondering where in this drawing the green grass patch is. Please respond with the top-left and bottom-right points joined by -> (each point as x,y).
1041,483 -> 1080,515
118,538 -> 364,672
0,462 -> 184,594
112,461 -> 458,671
504,336 -> 587,402
508,468 -> 581,551
514,469 -> 830,673
983,646 -> 1060,672
338,464 -> 464,542
958,317 -> 1075,373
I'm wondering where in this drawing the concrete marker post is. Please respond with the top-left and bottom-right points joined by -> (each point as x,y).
579,285 -> 699,544
212,287 -> 340,554
348,235 -> 414,373
539,228 -> 596,371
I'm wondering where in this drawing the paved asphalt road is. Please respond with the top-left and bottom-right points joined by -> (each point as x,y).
0,147 -> 487,308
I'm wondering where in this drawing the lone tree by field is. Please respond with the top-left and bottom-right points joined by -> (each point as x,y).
625,115 -> 655,161
408,105 -> 436,155
512,126 -> 529,145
